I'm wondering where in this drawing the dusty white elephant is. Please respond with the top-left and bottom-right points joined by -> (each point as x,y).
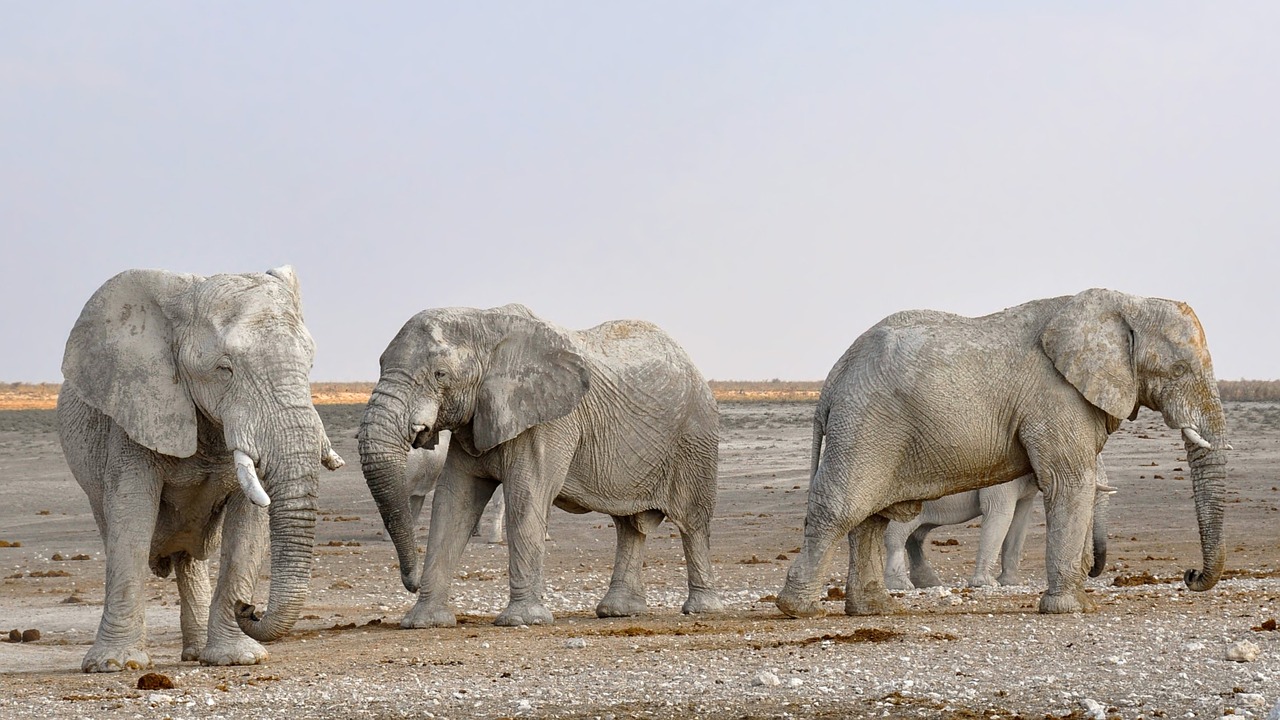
883,465 -> 1115,590
58,267 -> 343,672
777,289 -> 1230,617
358,304 -> 722,627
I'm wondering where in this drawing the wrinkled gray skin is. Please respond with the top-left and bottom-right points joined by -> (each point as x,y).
58,267 -> 343,672
883,465 -> 1113,590
359,305 -> 723,628
777,289 -> 1229,617
387,432 -> 518,545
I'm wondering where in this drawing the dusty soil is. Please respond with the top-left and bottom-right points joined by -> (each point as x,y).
0,402 -> 1278,719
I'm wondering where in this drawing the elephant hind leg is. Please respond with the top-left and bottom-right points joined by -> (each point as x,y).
596,512 -> 657,618
905,523 -> 944,588
845,515 -> 898,616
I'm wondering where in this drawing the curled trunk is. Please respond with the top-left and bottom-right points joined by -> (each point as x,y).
236,443 -> 320,642
1183,439 -> 1226,591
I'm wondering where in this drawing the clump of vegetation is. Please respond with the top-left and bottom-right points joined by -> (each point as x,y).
1218,379 -> 1280,402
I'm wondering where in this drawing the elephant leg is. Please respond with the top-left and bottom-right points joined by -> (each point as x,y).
971,490 -> 1018,587
1035,462 -> 1097,614
997,494 -> 1036,586
494,451 -> 571,627
404,470 -> 499,628
777,468 -> 860,619
82,454 -> 161,673
201,496 -> 270,666
905,523 -> 943,588
883,518 -> 919,590
676,516 -> 723,615
484,486 -> 507,544
844,515 -> 898,616
173,553 -> 211,661
596,513 -> 652,618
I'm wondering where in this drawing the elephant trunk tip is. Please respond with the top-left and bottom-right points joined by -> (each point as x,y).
1183,567 -> 1221,592
235,601 -> 294,642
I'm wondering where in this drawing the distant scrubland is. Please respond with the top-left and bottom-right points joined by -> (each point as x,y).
1,379 -> 1276,410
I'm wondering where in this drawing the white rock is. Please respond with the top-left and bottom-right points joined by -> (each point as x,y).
149,694 -> 175,705
1267,698 -> 1280,720
516,698 -> 533,713
564,638 -> 587,649
786,678 -> 804,688
1080,697 -> 1106,720
1226,640 -> 1261,663
1235,693 -> 1266,708
752,671 -> 781,687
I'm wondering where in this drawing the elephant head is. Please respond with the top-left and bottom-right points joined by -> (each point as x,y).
62,265 -> 339,641
1042,288 -> 1228,591
358,304 -> 590,591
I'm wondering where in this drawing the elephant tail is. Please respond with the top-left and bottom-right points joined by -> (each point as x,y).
810,398 -> 828,481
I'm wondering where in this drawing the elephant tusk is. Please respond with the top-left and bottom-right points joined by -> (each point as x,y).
322,446 -> 345,471
233,450 -> 271,507
1180,426 -> 1213,450
1095,482 -> 1118,494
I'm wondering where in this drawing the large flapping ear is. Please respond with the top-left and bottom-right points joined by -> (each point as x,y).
266,265 -> 304,315
472,311 -> 590,453
62,269 -> 201,457
1040,288 -> 1139,421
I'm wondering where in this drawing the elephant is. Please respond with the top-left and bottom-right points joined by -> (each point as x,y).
883,466 -> 1115,590
358,304 -> 723,628
57,266 -> 344,672
776,289 -> 1229,617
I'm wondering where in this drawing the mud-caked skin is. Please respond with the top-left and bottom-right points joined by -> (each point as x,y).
777,289 -> 1229,618
359,305 -> 723,628
58,267 -> 343,672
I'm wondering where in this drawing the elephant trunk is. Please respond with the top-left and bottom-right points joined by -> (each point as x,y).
1183,434 -> 1227,592
359,387 -> 420,593
235,433 -> 321,642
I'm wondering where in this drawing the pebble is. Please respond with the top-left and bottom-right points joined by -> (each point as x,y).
1081,698 -> 1106,720
1226,640 -> 1261,663
786,678 -> 804,688
1268,698 -> 1280,720
752,671 -> 781,687
516,698 -> 533,713
1236,693 -> 1267,708
564,638 -> 587,649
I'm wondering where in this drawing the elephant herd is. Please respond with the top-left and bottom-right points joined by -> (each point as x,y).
54,266 -> 1230,672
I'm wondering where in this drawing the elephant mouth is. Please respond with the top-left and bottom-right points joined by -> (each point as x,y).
411,427 -> 439,450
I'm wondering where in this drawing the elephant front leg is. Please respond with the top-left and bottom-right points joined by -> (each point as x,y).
882,519 -> 918,591
844,515 -> 898,616
596,515 -> 649,617
403,474 -> 498,628
904,524 -> 944,588
971,498 -> 1018,588
494,481 -> 558,627
174,554 -> 211,661
1037,470 -> 1097,614
201,498 -> 270,665
82,466 -> 161,673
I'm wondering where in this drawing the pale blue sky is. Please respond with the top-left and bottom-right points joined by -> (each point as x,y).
3,3 -> 1277,381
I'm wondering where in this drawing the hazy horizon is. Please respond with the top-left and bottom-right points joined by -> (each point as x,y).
3,4 -> 1278,383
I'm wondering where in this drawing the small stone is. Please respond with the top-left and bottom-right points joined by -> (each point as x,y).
516,698 -> 533,713
752,671 -> 781,687
1080,698 -> 1106,720
20,629 -> 39,642
786,678 -> 804,688
1267,698 -> 1280,720
1235,693 -> 1266,708
1226,639 -> 1261,662
137,672 -> 175,690
564,638 -> 587,649
148,693 -> 175,704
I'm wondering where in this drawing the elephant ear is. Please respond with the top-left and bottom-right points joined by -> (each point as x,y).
471,313 -> 590,454
266,265 -> 304,315
1040,288 -> 1139,421
62,269 -> 201,458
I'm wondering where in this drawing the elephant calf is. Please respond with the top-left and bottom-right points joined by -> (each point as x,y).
883,466 -> 1113,590
359,304 -> 723,627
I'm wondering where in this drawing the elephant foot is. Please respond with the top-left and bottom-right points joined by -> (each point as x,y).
681,589 -> 724,615
181,644 -> 203,662
968,572 -> 999,588
1038,590 -> 1096,614
910,567 -> 944,588
596,588 -> 647,618
884,574 -> 915,591
496,600 -> 554,626
775,588 -> 826,619
997,572 -> 1022,586
844,589 -> 899,616
401,601 -> 457,628
199,637 -> 268,666
82,644 -> 152,673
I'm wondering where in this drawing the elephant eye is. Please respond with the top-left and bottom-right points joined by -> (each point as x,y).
215,359 -> 233,376
1171,362 -> 1190,378
433,369 -> 448,384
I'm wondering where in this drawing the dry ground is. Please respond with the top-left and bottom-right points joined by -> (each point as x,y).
0,402 -> 1278,718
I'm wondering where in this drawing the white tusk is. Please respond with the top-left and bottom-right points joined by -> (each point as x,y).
233,450 -> 271,507
1180,426 -> 1213,450
322,446 -> 345,471
1095,482 -> 1118,494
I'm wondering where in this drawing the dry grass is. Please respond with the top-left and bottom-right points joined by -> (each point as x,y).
1,378 -> 1274,411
